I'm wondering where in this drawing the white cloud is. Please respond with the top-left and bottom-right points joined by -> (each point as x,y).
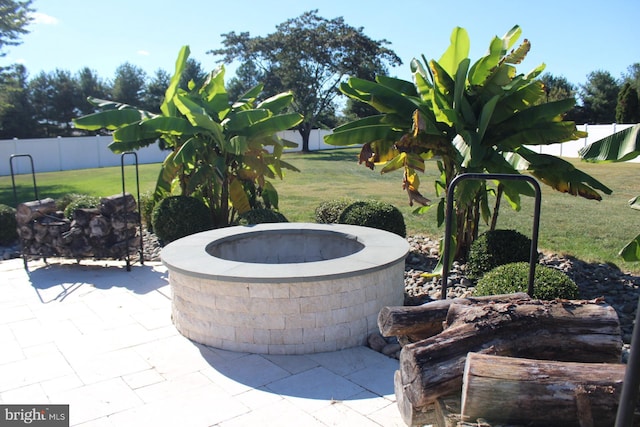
30,12 -> 59,25
137,50 -> 150,56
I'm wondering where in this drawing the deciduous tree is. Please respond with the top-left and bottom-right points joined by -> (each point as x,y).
209,10 -> 402,151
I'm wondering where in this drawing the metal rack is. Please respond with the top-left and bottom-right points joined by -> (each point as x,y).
9,152 -> 144,271
440,173 -> 542,299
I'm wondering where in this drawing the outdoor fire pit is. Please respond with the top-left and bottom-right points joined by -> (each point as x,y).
161,222 -> 409,354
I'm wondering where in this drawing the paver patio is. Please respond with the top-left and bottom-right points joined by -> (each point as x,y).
0,257 -> 410,426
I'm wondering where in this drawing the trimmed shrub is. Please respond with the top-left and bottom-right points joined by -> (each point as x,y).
61,194 -> 100,219
0,204 -> 18,245
315,198 -> 353,224
151,195 -> 212,243
238,208 -> 288,225
474,262 -> 579,300
338,200 -> 406,237
467,229 -> 532,279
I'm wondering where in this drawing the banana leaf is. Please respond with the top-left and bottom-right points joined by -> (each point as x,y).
620,233 -> 640,262
579,124 -> 640,163
73,108 -> 146,131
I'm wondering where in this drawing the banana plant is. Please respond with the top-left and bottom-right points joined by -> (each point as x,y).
325,25 -> 611,262
74,46 -> 303,227
580,123 -> 640,260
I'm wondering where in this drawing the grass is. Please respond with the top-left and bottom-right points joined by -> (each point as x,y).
2,147 -> 640,273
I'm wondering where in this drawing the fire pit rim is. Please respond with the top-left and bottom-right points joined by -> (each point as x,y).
161,222 -> 409,283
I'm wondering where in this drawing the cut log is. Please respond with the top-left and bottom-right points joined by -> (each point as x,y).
461,353 -> 634,427
378,292 -> 530,341
72,208 -> 100,227
16,198 -> 56,224
394,370 -> 436,426
89,215 -> 111,238
100,193 -> 136,216
398,300 -> 622,411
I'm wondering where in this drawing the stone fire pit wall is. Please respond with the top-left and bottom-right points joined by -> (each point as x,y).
161,223 -> 409,355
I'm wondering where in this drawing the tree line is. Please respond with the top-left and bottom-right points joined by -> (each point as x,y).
2,59 -> 638,141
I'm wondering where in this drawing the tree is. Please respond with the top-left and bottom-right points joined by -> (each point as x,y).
111,62 -> 147,106
0,0 -> 33,57
325,26 -> 610,262
28,71 -> 55,136
622,63 -> 640,92
0,63 -> 38,138
616,83 -> 640,124
48,69 -> 79,135
225,60 -> 264,103
76,67 -> 110,116
179,58 -> 206,90
209,10 -> 402,151
74,46 -> 303,228
579,70 -> 620,124
142,68 -> 170,114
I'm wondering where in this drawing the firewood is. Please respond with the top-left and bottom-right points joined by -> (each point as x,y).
398,300 -> 622,411
100,193 -> 136,216
16,198 -> 56,224
88,216 -> 111,238
461,353 -> 634,427
72,208 -> 100,227
378,292 -> 530,341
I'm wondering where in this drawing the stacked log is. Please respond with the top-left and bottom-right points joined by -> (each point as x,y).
16,193 -> 140,260
382,296 -> 627,426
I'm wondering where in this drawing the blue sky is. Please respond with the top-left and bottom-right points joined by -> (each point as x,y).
3,0 -> 639,87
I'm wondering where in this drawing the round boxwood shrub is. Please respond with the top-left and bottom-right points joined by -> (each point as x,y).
467,229 -> 532,279
338,200 -> 406,237
151,195 -> 212,243
0,204 -> 18,245
474,262 -> 579,300
61,194 -> 100,219
315,198 -> 353,224
238,208 -> 288,225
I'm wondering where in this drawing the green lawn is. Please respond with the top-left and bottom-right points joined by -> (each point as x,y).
3,147 -> 640,273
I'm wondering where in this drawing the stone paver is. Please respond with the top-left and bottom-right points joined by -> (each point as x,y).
0,258 -> 407,426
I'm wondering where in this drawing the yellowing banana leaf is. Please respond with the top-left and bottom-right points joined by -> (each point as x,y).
579,124 -> 640,163
229,177 -> 251,214
516,147 -> 612,200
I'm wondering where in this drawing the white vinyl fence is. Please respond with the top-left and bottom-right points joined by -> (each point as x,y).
1,125 -> 637,176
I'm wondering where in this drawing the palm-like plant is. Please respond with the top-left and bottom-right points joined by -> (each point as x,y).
74,46 -> 303,227
325,26 -> 611,260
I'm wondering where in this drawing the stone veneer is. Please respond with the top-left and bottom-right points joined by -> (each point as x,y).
161,223 -> 409,355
